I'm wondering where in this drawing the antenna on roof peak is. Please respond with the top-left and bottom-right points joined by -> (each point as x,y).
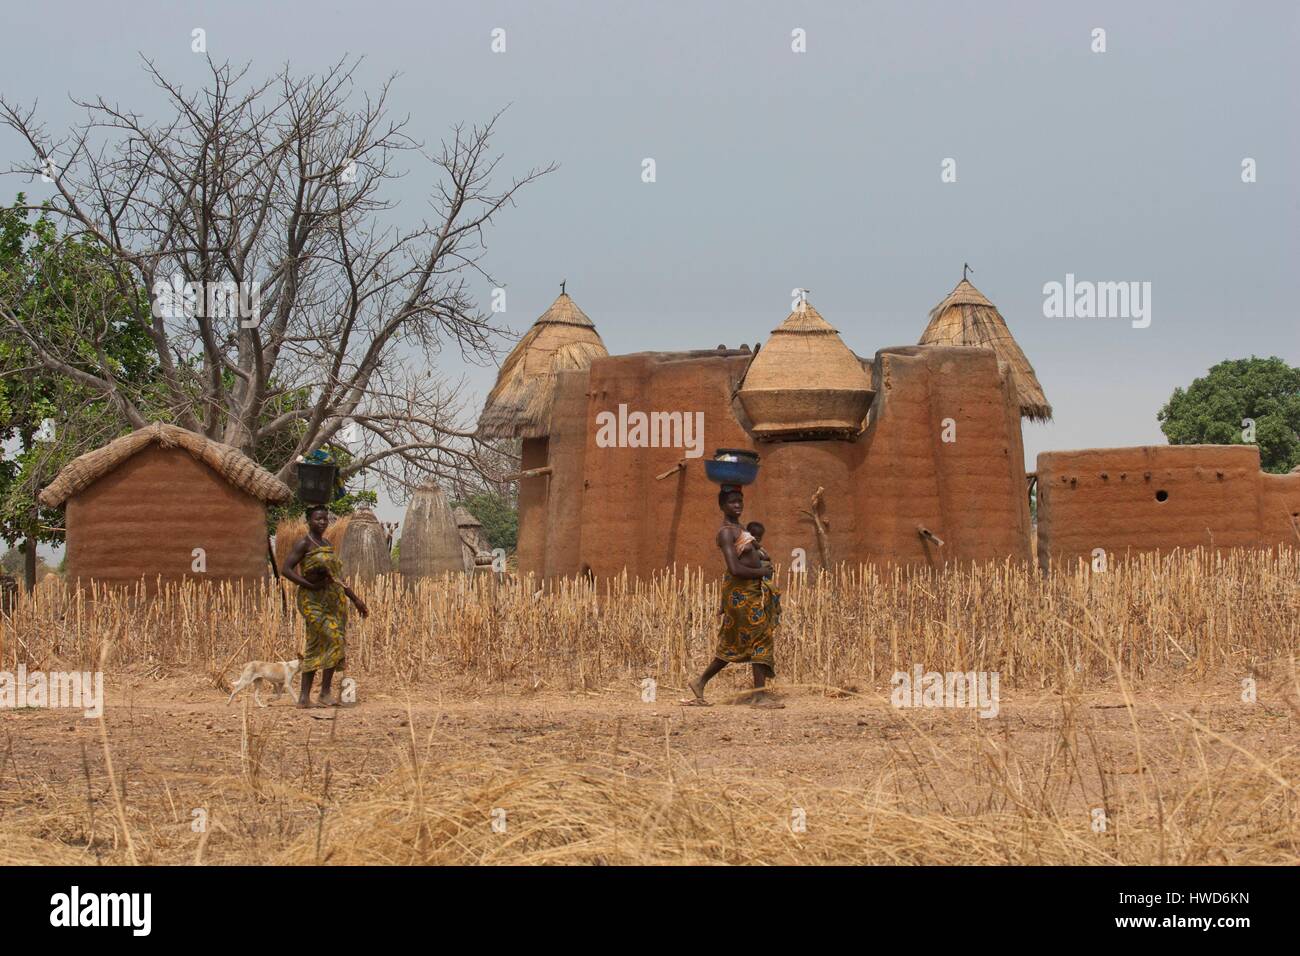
963,263 -> 973,281
560,279 -> 567,295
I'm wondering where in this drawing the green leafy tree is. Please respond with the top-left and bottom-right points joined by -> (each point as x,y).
0,197 -> 156,587
0,546 -> 24,574
454,490 -> 517,552
1158,357 -> 1300,474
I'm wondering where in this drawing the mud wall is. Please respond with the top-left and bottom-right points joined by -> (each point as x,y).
576,352 -> 752,579
64,444 -> 271,587
551,344 -> 1031,579
543,369 -> 591,578
1035,445 -> 1294,568
514,437 -> 550,578
1259,472 -> 1300,547
853,346 -> 1031,566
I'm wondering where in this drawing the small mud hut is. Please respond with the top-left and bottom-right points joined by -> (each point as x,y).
738,301 -> 875,439
919,277 -> 1052,421
477,288 -> 607,575
337,507 -> 392,581
399,484 -> 467,577
39,422 -> 292,588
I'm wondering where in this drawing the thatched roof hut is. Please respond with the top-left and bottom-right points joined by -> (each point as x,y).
399,484 -> 468,577
919,278 -> 1052,421
40,422 -> 291,508
738,301 -> 875,440
477,291 -> 608,439
40,422 -> 291,587
337,507 -> 392,581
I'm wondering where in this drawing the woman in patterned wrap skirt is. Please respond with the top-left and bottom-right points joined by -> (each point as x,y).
682,486 -> 784,708
283,504 -> 369,707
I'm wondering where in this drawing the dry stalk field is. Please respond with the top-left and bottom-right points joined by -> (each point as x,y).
0,549 -> 1296,865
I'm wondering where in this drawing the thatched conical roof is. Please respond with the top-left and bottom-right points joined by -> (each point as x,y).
40,422 -> 292,508
453,506 -> 481,528
337,507 -> 392,581
738,301 -> 875,439
477,291 -> 608,440
399,484 -> 468,576
920,278 -> 1051,421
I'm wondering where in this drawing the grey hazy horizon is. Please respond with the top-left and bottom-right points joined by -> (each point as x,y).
3,0 -> 1296,546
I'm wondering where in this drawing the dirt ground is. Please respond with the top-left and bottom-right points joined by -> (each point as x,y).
3,667 -> 1293,804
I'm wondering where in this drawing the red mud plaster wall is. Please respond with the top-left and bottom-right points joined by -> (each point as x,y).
565,345 -> 1030,579
1036,445 -> 1266,569
65,444 -> 270,587
1259,472 -> 1300,547
543,369 -> 591,578
644,354 -> 752,573
578,354 -> 653,578
745,440 -> 863,571
578,352 -> 751,578
514,437 -> 550,578
853,347 -> 1030,567
854,349 -> 944,564
923,347 -> 1032,563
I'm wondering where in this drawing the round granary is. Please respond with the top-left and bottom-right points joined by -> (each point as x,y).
399,484 -> 468,577
337,507 -> 393,581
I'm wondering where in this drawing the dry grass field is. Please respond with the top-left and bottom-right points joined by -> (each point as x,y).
0,549 -> 1296,865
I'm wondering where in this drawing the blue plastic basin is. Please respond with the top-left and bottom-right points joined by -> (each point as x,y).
704,449 -> 760,486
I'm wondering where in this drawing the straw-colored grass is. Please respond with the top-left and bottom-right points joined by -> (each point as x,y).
6,548 -> 1296,689
0,548 -> 1295,865
1,691 -> 1294,865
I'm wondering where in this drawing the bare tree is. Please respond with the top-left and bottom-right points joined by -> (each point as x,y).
0,56 -> 550,493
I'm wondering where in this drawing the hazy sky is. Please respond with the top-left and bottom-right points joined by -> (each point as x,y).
3,0 -> 1297,534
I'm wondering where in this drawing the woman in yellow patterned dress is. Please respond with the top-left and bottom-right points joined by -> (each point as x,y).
682,487 -> 784,708
283,505 -> 368,708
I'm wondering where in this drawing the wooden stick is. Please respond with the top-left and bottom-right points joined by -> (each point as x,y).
266,536 -> 287,613
503,465 -> 553,481
800,486 -> 831,569
917,525 -> 945,547
655,459 -> 687,480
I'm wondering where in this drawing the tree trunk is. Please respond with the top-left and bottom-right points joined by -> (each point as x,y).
20,428 -> 37,591
22,536 -> 36,592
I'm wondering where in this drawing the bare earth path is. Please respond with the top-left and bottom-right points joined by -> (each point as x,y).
1,668 -> 1295,864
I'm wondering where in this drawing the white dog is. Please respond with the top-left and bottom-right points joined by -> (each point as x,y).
227,659 -> 301,707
